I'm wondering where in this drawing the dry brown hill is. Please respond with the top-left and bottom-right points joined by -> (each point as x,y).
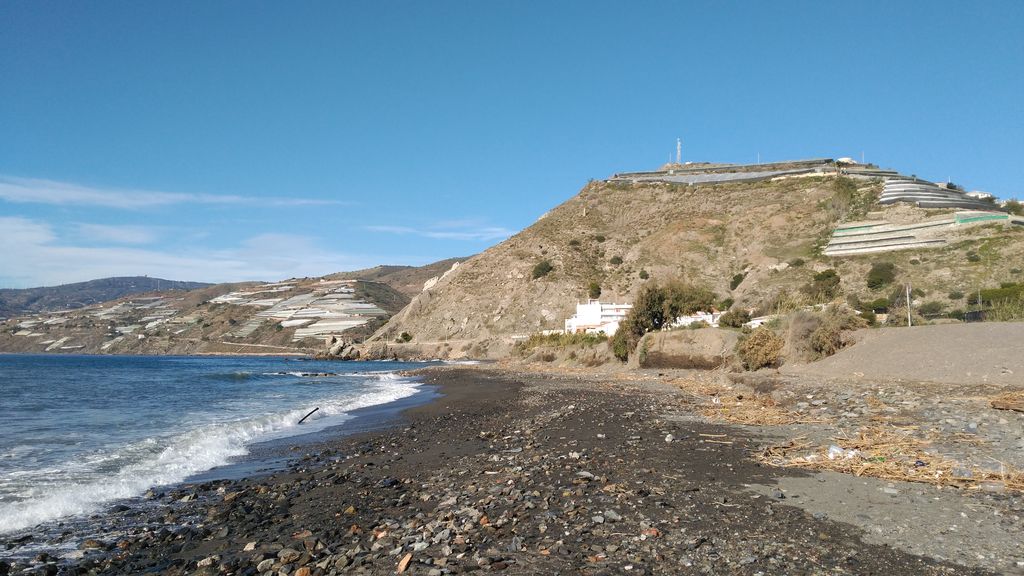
372,171 -> 1024,351
330,257 -> 469,298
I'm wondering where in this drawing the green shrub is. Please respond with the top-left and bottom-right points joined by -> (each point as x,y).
588,281 -> 602,299
719,297 -> 735,310
718,309 -> 751,328
532,260 -> 553,279
594,234 -> 606,243
737,328 -> 784,370
730,272 -> 746,290
987,298 -> 1024,321
947,309 -> 966,320
519,332 -> 607,351
866,262 -> 896,290
609,256 -> 623,265
639,269 -> 649,280
919,301 -> 944,316
398,331 -> 413,343
788,258 -> 805,267
1013,269 -> 1023,275
1004,199 -> 1023,216
948,290 -> 964,300
966,251 -> 981,263
859,309 -> 877,325
568,239 -> 581,247
978,284 -> 1024,305
909,259 -> 920,265
803,269 -> 841,301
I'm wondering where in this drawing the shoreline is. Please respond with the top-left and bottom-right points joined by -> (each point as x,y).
2,366 -> 1017,575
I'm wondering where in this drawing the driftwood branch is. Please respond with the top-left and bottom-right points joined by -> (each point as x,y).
298,407 -> 320,424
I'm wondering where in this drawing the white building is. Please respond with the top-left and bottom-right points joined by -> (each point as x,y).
564,300 -> 633,335
966,191 -> 995,201
671,310 -> 723,328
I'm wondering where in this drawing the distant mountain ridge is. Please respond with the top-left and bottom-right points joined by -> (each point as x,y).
0,277 -> 211,318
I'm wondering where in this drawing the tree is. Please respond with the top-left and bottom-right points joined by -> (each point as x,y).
1005,200 -> 1023,216
588,281 -> 602,300
610,281 -> 718,361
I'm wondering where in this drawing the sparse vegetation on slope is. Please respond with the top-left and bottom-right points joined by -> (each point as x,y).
372,168 -> 1024,352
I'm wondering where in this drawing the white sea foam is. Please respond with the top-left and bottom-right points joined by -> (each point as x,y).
0,372 -> 420,535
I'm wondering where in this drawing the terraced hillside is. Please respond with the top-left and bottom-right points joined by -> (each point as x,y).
0,277 -> 409,355
372,163 -> 1024,351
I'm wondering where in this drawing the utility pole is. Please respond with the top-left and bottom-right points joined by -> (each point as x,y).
906,283 -> 912,327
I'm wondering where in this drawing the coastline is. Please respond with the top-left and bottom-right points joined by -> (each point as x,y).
1,366 -> 1013,575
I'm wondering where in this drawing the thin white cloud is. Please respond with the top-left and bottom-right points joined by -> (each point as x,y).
0,176 -> 344,209
0,216 -> 372,288
75,223 -> 160,245
366,223 -> 514,242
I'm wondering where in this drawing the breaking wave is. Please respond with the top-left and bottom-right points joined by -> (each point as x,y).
0,372 -> 420,535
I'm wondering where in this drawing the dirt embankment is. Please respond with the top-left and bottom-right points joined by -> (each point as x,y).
783,322 -> 1024,385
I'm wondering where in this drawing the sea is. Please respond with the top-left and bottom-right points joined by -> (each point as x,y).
0,354 -> 437,544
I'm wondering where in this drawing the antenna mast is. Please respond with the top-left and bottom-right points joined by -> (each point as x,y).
676,138 -> 682,164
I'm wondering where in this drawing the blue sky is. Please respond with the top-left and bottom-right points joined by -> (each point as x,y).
1,1 -> 1021,288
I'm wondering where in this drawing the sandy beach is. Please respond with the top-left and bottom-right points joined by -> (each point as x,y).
7,365 -> 1022,575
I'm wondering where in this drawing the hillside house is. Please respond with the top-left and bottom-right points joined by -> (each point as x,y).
564,300 -> 632,335
670,310 -> 723,328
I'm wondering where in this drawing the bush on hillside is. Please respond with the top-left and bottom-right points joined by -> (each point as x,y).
808,306 -> 867,358
884,306 -> 927,327
802,269 -> 841,301
639,269 -> 649,280
859,309 -> 877,325
784,305 -> 866,361
532,260 -> 553,279
788,258 -> 805,267
718,309 -> 750,328
609,256 -> 623,265
737,327 -> 784,370
398,331 -> 413,343
1005,200 -> 1023,216
919,301 -> 945,316
948,290 -> 964,300
866,262 -> 896,290
730,272 -> 746,290
979,283 -> 1024,305
588,281 -> 602,299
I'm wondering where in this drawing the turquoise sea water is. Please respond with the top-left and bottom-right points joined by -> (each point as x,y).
0,354 -> 431,535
